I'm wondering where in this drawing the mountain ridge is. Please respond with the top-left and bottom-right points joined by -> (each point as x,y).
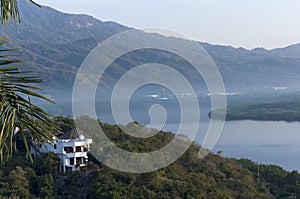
1,1 -> 300,100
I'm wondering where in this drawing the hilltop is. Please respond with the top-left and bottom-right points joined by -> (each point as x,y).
0,116 -> 299,198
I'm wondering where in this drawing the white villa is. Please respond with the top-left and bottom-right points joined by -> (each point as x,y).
30,128 -> 92,173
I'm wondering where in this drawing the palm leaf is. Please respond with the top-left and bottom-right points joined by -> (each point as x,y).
0,0 -> 19,24
0,0 -> 40,24
0,38 -> 57,163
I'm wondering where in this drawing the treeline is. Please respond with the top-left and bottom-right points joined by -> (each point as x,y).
0,116 -> 300,198
238,159 -> 300,198
209,101 -> 300,122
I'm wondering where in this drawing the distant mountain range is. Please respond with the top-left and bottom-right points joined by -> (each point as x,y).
201,43 -> 300,92
1,1 -> 300,100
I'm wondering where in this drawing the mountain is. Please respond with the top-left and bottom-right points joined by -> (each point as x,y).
1,1 -> 300,102
200,43 -> 300,92
0,1 -> 129,93
269,43 -> 300,59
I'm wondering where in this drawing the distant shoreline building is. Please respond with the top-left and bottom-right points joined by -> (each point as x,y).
30,128 -> 92,173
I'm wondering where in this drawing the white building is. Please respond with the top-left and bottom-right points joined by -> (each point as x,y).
30,128 -> 92,173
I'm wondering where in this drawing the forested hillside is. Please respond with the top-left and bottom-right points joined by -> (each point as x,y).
0,116 -> 299,198
2,1 -> 300,98
209,94 -> 300,122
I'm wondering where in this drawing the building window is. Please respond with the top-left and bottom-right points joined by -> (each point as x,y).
75,146 -> 82,152
64,147 -> 74,153
70,158 -> 74,165
76,157 -> 84,165
54,144 -> 56,150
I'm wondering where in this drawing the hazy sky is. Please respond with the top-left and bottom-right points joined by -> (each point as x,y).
37,0 -> 300,50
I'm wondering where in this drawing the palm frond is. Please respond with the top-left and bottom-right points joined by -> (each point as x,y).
0,0 -> 41,24
0,38 -> 57,163
0,0 -> 19,24
28,0 -> 40,8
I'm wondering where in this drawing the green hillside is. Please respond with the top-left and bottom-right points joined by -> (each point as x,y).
1,116 -> 299,198
210,100 -> 300,122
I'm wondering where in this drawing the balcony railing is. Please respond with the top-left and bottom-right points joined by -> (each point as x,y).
62,152 -> 88,158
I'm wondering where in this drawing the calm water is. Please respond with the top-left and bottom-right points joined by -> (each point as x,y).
68,97 -> 300,171
164,120 -> 300,171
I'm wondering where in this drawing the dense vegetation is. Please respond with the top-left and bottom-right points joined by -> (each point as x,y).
209,101 -> 300,122
0,116 -> 299,198
1,1 -> 300,198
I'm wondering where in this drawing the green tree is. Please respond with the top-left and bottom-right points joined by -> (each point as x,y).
7,166 -> 30,198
